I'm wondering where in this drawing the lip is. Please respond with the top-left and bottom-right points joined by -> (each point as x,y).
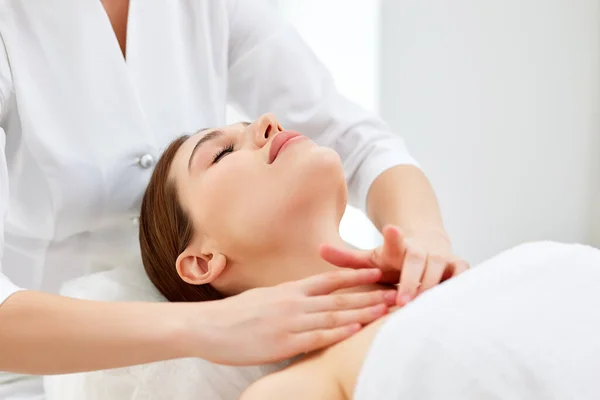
268,131 -> 306,163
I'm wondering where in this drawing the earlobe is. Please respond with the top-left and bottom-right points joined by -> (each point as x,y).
176,251 -> 227,285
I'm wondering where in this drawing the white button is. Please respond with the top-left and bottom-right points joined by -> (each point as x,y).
138,154 -> 155,169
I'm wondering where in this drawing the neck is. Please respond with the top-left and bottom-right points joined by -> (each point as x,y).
228,214 -> 384,295
261,217 -> 347,283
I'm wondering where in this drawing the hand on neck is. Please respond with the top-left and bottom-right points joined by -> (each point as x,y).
220,227 -> 385,296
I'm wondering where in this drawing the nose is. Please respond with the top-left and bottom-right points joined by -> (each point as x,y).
253,113 -> 283,146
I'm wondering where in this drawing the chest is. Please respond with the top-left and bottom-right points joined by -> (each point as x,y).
323,312 -> 394,399
0,1 -> 229,238
101,0 -> 130,58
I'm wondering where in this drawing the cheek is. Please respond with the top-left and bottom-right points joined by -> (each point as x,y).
202,156 -> 270,211
198,157 -> 281,251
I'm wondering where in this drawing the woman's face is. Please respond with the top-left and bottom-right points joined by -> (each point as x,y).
169,113 -> 346,284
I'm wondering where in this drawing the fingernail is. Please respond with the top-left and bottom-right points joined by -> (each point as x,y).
370,303 -> 386,315
361,268 -> 375,274
367,269 -> 381,278
399,294 -> 412,306
384,291 -> 397,303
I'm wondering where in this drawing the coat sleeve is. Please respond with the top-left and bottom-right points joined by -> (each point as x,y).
0,38 -> 21,304
0,128 -> 19,304
224,0 -> 420,211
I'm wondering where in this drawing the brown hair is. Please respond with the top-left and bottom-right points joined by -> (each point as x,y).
139,135 -> 223,302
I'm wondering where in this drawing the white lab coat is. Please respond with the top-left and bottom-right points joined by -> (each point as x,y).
0,0 -> 417,397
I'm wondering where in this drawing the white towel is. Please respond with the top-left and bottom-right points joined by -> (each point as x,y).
354,241 -> 600,400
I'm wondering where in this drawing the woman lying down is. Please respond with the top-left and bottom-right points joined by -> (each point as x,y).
139,114 -> 600,399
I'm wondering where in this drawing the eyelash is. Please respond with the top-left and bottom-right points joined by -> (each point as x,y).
212,143 -> 234,164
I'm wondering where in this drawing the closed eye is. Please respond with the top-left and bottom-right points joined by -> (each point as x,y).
212,143 -> 234,164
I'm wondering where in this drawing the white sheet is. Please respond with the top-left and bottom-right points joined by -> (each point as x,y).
354,241 -> 600,400
44,265 -> 288,400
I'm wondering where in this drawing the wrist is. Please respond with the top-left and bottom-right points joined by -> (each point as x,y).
403,227 -> 453,253
152,302 -> 199,360
163,301 -> 222,361
405,226 -> 450,241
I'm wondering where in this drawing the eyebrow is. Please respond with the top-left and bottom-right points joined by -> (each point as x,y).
187,122 -> 251,171
187,129 -> 223,171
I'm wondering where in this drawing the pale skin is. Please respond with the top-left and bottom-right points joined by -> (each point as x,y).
167,114 -> 468,398
0,0 -> 464,375
241,310 -> 392,400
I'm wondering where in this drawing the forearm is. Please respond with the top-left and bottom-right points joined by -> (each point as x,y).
366,165 -> 451,249
0,290 -> 189,375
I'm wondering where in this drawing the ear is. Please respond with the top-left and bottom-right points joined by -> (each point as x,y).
176,249 -> 227,286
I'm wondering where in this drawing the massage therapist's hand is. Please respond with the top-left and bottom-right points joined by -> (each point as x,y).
184,268 -> 396,366
320,225 -> 469,306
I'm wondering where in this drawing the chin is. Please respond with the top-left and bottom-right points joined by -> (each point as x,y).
305,146 -> 344,175
283,147 -> 347,214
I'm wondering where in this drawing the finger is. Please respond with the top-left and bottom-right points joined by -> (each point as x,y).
298,269 -> 383,296
396,249 -> 426,305
381,226 -> 406,269
293,323 -> 362,354
291,304 -> 388,332
303,290 -> 397,313
451,260 -> 470,276
319,245 -> 375,269
418,255 -> 448,293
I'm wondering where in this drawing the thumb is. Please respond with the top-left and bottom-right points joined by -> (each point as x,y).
319,244 -> 377,269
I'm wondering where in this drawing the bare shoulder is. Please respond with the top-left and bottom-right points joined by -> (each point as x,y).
241,311 -> 396,400
319,311 -> 395,398
240,351 -> 344,400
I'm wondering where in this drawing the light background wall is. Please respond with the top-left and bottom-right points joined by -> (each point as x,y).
379,0 -> 600,263
230,0 -> 600,264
